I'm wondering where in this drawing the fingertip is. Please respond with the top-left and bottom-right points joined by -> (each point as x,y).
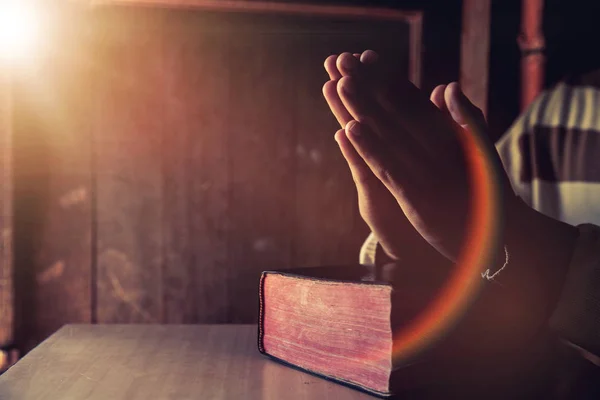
334,128 -> 345,143
447,82 -> 486,129
324,54 -> 341,79
445,81 -> 461,100
337,52 -> 359,75
345,120 -> 362,138
360,50 -> 379,64
445,81 -> 467,125
337,76 -> 356,96
324,54 -> 337,69
322,80 -> 337,98
446,81 -> 466,108
430,84 -> 447,110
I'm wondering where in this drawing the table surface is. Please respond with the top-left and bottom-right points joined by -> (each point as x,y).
0,324 -> 378,400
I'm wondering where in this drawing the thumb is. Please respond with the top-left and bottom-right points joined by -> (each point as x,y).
446,83 -> 515,196
444,82 -> 486,132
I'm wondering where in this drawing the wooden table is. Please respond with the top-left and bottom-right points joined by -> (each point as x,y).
3,324 -> 598,399
0,324 -> 379,400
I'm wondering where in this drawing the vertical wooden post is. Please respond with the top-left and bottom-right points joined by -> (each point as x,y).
518,0 -> 545,111
460,0 -> 491,117
0,64 -> 14,349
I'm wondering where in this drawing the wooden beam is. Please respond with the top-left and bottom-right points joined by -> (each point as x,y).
460,0 -> 491,116
83,0 -> 421,21
79,0 -> 423,87
409,13 -> 423,88
0,65 -> 14,348
518,0 -> 545,111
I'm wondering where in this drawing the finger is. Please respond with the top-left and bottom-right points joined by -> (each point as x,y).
337,76 -> 421,156
336,127 -> 422,262
323,80 -> 353,127
444,82 -> 486,131
379,79 -> 449,137
353,53 -> 361,58
367,71 -> 459,155
324,54 -> 341,80
335,128 -> 397,212
430,84 -> 448,112
345,120 -> 408,193
336,52 -> 362,77
360,50 -> 379,65
356,53 -> 446,136
444,83 -> 513,191
337,76 -> 382,125
334,129 -> 375,186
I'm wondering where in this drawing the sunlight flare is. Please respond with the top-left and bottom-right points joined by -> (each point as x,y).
0,2 -> 40,61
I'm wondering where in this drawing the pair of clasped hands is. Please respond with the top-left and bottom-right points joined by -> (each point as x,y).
322,50 -> 515,264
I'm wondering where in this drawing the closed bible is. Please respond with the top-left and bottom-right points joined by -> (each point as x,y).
258,264 -> 556,398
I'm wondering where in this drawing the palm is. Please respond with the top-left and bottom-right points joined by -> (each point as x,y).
324,51 -> 501,262
325,52 -> 441,262
334,128 -> 434,261
333,54 -> 512,261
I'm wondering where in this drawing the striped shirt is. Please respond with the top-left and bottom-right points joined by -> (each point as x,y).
498,72 -> 600,361
497,73 -> 600,226
359,73 -> 600,359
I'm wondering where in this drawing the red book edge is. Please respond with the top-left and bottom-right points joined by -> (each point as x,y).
257,270 -> 394,398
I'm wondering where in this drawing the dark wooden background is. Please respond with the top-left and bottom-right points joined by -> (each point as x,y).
8,4 -> 432,352
5,0 -> 598,361
0,67 -> 13,348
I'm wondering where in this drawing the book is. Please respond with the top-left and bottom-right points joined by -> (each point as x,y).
258,263 -> 557,398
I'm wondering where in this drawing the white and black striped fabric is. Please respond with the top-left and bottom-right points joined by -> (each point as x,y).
498,72 -> 600,226
498,72 -> 600,361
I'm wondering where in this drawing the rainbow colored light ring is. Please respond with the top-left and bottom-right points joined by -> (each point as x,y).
391,110 -> 504,365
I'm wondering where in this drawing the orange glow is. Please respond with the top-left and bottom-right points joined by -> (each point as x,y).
390,113 -> 503,364
0,2 -> 40,61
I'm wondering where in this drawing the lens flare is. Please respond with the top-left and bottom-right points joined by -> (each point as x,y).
0,2 -> 40,61
390,110 -> 504,365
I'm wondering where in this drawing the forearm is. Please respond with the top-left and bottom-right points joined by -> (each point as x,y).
549,223 -> 600,358
505,199 -> 579,335
469,197 -> 579,352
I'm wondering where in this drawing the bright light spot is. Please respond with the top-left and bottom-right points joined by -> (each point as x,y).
0,2 -> 40,61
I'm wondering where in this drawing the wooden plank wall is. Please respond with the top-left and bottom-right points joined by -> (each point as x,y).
460,0 -> 491,116
0,64 -> 14,348
12,14 -> 94,351
94,12 -> 165,325
9,6 -> 421,350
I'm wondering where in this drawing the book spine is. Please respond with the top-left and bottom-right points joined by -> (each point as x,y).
257,271 -> 267,354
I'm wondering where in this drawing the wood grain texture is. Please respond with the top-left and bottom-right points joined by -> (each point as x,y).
0,324 -> 374,399
8,5 -> 424,346
159,11 -> 418,323
160,21 -> 194,324
0,67 -> 13,347
417,0 -> 462,94
227,31 -> 296,323
93,11 -> 164,323
161,15 -> 232,323
460,0 -> 491,116
292,36 -> 366,268
86,0 -> 421,21
11,14 -> 93,351
518,0 -> 545,111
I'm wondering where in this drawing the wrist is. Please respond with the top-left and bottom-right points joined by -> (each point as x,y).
480,196 -> 580,345
504,196 -> 579,295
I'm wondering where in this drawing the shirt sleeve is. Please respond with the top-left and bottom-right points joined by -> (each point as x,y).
359,232 -> 378,267
550,223 -> 600,358
495,86 -> 557,206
